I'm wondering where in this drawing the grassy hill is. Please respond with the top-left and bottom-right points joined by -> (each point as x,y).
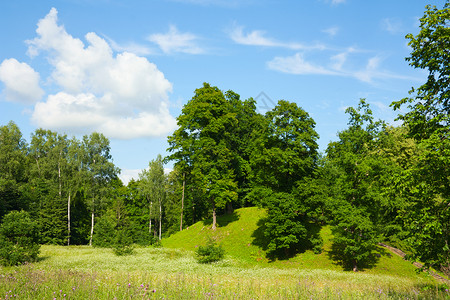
163,207 -> 438,280
0,208 -> 450,300
1,207 -> 447,299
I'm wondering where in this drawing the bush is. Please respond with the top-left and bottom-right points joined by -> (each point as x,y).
196,239 -> 225,264
0,210 -> 40,266
113,229 -> 134,256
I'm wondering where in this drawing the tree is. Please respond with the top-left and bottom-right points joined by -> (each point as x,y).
167,83 -> 238,230
325,99 -> 386,271
0,210 -> 40,266
139,155 -> 166,240
0,122 -> 29,220
248,100 -> 320,257
29,129 -> 70,245
391,1 -> 450,274
80,132 -> 119,246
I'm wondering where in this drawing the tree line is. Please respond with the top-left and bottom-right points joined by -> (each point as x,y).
0,2 -> 448,274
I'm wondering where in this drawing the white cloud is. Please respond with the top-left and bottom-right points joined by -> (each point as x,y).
268,51 -> 420,84
0,58 -> 44,104
230,26 -> 323,50
119,169 -> 141,186
267,53 -> 338,75
104,35 -> 153,56
381,18 -> 403,34
331,0 -> 346,5
148,25 -> 204,54
26,8 -> 176,139
322,26 -> 339,37
330,47 -> 356,71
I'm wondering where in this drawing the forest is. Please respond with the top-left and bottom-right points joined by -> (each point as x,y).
0,2 -> 449,279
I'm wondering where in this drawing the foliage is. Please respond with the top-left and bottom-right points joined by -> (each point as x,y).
0,122 -> 29,221
167,83 -> 239,230
248,100 -> 320,258
92,212 -> 116,247
196,238 -> 225,263
113,229 -> 134,256
325,99 -> 387,271
0,211 -> 40,266
391,1 -> 450,273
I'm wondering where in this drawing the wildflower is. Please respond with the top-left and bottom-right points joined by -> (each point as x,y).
152,289 -> 156,293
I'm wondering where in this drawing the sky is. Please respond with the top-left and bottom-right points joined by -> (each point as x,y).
0,0 -> 445,184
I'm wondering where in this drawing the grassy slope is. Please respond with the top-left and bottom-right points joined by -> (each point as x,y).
163,207 -> 436,281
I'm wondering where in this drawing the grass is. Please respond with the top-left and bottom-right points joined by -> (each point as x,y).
0,206 -> 448,299
1,245 -> 449,299
163,207 -> 442,279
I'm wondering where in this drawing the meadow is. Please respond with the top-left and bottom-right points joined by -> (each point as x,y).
1,207 -> 449,299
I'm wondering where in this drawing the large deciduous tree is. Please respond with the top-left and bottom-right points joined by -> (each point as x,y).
167,83 -> 238,230
249,100 -> 320,257
325,99 -> 386,271
391,1 -> 450,274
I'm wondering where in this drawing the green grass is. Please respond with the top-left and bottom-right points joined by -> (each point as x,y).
1,245 -> 449,299
0,206 -> 448,299
163,207 -> 442,280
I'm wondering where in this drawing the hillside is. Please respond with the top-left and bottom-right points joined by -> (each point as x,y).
163,207 -> 438,280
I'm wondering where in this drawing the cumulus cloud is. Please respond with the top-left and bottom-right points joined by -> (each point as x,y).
0,58 -> 44,104
25,8 -> 175,139
148,25 -> 204,54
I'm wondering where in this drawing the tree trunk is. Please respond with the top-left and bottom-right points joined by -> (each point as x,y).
58,151 -> 62,199
67,192 -> 71,246
353,259 -> 358,272
212,202 -> 217,230
149,200 -> 153,234
226,202 -> 233,214
180,173 -> 185,231
89,211 -> 94,246
159,198 -> 162,241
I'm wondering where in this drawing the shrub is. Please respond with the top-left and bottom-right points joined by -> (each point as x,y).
0,210 -> 40,266
196,239 -> 225,264
113,229 -> 134,256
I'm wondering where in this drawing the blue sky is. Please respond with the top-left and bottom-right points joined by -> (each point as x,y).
0,0 -> 445,184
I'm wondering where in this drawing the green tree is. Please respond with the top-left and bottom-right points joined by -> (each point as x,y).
80,132 -> 119,246
326,99 -> 386,271
167,83 -> 238,230
139,155 -> 166,240
249,100 -> 320,257
0,210 -> 40,266
0,121 -> 29,220
29,129 -> 70,245
391,1 -> 450,274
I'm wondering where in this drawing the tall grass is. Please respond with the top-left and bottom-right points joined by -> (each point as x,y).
1,245 -> 448,299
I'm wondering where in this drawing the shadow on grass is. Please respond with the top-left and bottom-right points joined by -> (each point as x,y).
251,217 -> 323,261
202,211 -> 239,228
37,255 -> 51,262
326,243 -> 389,271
